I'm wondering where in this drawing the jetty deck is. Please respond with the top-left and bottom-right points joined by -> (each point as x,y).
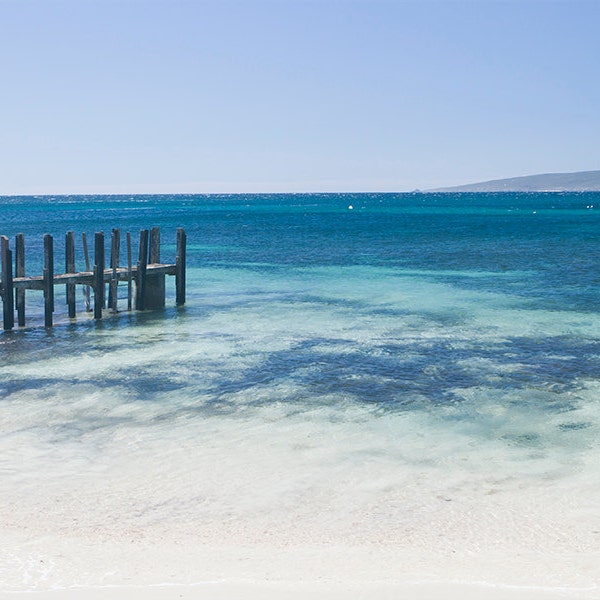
1,226 -> 186,330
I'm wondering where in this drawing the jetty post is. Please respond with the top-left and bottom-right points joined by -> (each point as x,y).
176,227 -> 186,306
43,234 -> 54,328
145,226 -> 166,310
15,234 -> 26,327
135,229 -> 149,311
93,232 -> 105,320
65,231 -> 76,318
126,232 -> 133,311
1,236 -> 14,330
82,233 -> 92,311
108,228 -> 121,313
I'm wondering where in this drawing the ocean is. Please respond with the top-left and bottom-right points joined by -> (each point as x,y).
1,192 -> 600,593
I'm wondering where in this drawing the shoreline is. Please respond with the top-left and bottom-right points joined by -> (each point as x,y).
0,581 -> 596,600
2,535 -> 598,600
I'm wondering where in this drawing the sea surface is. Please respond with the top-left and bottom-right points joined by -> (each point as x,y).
1,192 -> 600,591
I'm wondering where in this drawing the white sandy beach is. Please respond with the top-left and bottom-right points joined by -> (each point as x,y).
2,468 -> 599,599
2,375 -> 600,599
1,537 -> 598,600
0,582 -> 592,600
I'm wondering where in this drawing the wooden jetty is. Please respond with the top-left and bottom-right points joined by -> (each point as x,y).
0,227 -> 186,330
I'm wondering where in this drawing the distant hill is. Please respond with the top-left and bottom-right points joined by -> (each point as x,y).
431,170 -> 600,192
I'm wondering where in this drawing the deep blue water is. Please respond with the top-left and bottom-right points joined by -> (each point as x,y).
189,192 -> 598,311
2,191 -> 600,308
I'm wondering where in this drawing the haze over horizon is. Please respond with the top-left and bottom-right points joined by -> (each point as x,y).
2,0 -> 600,196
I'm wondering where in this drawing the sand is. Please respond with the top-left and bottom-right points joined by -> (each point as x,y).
0,581 -> 592,600
1,530 -> 598,599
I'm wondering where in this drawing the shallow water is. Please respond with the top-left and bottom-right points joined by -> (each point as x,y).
1,193 -> 600,590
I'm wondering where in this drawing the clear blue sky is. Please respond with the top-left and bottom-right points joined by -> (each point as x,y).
2,0 -> 599,194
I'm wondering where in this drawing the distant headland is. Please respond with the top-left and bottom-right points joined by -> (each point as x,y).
430,170 -> 600,192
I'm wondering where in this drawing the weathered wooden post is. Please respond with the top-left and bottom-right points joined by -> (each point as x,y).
65,231 -> 76,318
126,232 -> 132,311
93,232 -> 105,320
43,234 -> 54,328
176,227 -> 186,306
82,233 -> 92,311
15,233 -> 26,326
1,236 -> 15,330
135,229 -> 149,310
145,226 -> 165,309
108,228 -> 121,312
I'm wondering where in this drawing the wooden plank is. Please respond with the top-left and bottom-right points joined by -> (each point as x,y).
13,277 -> 45,291
43,234 -> 54,328
15,233 -> 25,326
1,236 -> 15,330
94,232 -> 105,320
12,264 -> 174,289
135,229 -> 149,310
65,231 -> 76,318
146,264 -> 177,276
82,233 -> 92,311
108,228 -> 121,312
15,273 -> 90,288
176,228 -> 186,306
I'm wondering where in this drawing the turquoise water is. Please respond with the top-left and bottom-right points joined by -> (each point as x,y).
1,192 -> 600,590
3,192 -> 600,407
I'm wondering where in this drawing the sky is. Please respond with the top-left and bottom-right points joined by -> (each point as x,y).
1,0 -> 600,195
